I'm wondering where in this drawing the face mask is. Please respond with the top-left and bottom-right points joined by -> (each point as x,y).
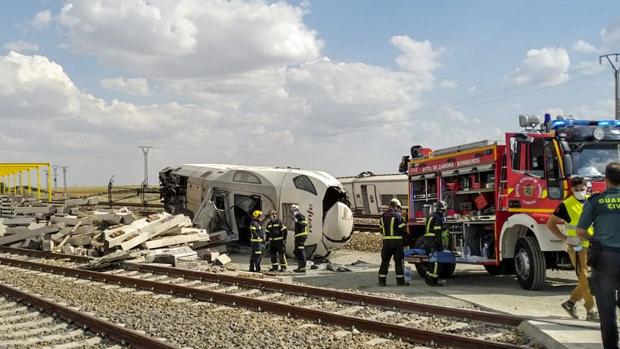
573,190 -> 587,201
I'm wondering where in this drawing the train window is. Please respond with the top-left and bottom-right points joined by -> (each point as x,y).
233,171 -> 261,184
293,175 -> 317,195
397,195 -> 408,205
381,195 -> 392,206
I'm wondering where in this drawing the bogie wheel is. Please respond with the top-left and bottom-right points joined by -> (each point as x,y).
514,236 -> 546,290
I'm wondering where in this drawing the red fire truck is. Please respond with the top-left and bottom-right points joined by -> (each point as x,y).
405,114 -> 619,290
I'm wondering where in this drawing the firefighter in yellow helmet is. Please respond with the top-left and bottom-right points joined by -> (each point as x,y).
249,210 -> 265,272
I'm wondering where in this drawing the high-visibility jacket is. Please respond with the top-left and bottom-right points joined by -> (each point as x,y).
563,195 -> 594,248
380,209 -> 406,240
425,212 -> 450,250
266,218 -> 287,241
294,212 -> 308,238
249,220 -> 265,244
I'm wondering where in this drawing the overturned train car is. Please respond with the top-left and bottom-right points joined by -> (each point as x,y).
159,164 -> 354,258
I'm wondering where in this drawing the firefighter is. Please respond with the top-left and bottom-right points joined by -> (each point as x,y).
291,204 -> 308,273
266,209 -> 288,272
546,176 -> 597,321
249,210 -> 265,273
419,200 -> 449,286
378,198 -> 409,286
577,162 -> 620,349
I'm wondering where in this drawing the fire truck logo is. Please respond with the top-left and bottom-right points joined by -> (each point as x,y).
515,177 -> 543,206
523,184 -> 535,197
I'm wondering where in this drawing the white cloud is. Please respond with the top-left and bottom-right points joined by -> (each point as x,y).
31,10 -> 52,29
390,35 -> 443,88
56,0 -> 323,78
1,2 -> 502,184
3,41 -> 39,53
572,40 -> 598,54
601,19 -> 620,50
439,80 -> 457,89
466,85 -> 477,92
101,77 -> 150,96
509,47 -> 570,86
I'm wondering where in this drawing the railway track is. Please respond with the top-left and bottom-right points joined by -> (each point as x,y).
0,281 -> 175,349
0,247 -> 532,348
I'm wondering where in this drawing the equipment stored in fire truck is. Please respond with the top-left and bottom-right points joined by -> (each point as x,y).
405,114 -> 620,290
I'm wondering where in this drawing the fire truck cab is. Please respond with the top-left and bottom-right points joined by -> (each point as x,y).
406,114 -> 620,290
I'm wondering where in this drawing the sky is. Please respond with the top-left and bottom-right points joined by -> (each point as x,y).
0,0 -> 619,186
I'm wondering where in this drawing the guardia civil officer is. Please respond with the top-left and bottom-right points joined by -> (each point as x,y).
265,209 -> 288,272
577,162 -> 620,349
291,204 -> 308,273
378,198 -> 409,287
249,210 -> 265,273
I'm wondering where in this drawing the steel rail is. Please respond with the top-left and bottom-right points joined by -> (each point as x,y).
0,246 -> 525,326
0,256 -> 522,349
0,281 -> 179,349
0,246 -> 91,263
122,262 -> 524,326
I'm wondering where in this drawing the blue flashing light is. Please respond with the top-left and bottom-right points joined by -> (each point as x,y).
551,118 -> 620,130
597,120 -> 619,127
551,120 -> 568,128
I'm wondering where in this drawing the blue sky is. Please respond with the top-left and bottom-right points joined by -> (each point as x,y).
0,0 -> 618,185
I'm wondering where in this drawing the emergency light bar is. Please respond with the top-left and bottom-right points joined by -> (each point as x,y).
550,119 -> 620,129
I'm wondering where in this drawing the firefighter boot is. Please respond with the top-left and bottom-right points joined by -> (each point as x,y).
378,277 -> 387,287
396,277 -> 410,286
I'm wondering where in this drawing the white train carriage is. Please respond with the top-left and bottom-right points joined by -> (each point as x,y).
159,164 -> 353,258
338,172 -> 408,215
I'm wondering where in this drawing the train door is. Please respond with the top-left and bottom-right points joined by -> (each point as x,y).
360,184 -> 378,214
232,193 -> 262,245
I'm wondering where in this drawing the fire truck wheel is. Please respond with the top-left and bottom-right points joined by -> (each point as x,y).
515,236 -> 546,290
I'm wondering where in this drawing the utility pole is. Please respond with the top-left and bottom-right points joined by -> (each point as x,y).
61,166 -> 68,199
138,146 -> 153,206
52,165 -> 59,189
138,146 -> 153,187
600,53 -> 620,120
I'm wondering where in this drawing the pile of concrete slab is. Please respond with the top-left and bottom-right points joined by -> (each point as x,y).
0,195 -> 210,258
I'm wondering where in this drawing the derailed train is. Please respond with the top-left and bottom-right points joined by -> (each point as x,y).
159,164 -> 354,258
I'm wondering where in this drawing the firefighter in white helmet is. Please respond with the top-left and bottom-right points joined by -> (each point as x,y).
290,204 -> 308,273
378,198 -> 409,286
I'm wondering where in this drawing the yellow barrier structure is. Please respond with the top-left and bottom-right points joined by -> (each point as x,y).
0,163 -> 52,201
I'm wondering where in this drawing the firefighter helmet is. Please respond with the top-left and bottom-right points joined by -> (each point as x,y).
436,200 -> 448,211
252,210 -> 263,219
389,198 -> 402,208
290,204 -> 300,212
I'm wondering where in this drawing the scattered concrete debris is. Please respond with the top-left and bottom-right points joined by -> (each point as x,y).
0,195 -> 211,262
